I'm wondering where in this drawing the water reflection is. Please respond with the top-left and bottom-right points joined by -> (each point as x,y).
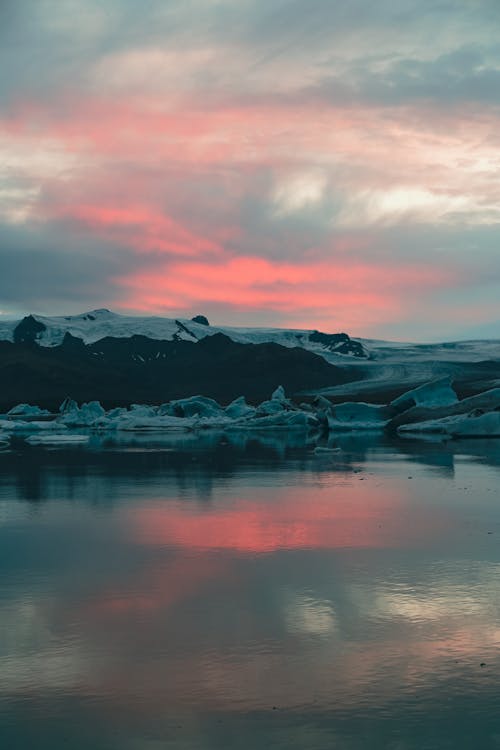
1,436 -> 500,749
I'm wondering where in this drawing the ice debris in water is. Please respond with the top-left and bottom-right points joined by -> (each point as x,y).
2,378 -> 500,444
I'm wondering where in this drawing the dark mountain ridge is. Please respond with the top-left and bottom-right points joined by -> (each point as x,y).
0,332 -> 358,412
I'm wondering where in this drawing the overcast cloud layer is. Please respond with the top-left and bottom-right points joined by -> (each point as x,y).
1,0 -> 499,339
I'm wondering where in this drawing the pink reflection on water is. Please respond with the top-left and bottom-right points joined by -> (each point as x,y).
129,479 -> 444,554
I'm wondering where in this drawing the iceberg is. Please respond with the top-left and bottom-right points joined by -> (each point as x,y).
450,411 -> 500,437
113,415 -> 194,431
0,419 -> 16,433
128,404 -> 158,417
271,385 -> 287,402
391,376 -> 458,410
7,403 -> 51,417
389,387 -> 500,431
327,402 -> 394,431
228,411 -> 318,430
225,396 -> 256,420
59,400 -> 105,426
169,395 -> 224,418
399,409 -> 500,438
255,399 -> 287,417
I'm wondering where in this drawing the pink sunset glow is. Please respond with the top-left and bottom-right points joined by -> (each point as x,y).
1,1 -> 499,338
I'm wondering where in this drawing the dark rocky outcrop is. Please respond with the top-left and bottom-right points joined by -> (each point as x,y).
13,315 -> 46,345
309,331 -> 367,358
191,315 -> 209,326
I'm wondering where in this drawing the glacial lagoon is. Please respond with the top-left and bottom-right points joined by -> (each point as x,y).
1,432 -> 500,749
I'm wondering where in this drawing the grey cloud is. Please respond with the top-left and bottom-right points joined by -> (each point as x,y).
2,0 -> 500,110
309,45 -> 500,108
0,221 -> 147,313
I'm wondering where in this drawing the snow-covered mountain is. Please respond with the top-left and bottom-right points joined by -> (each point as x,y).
1,309 -> 498,403
0,308 -> 368,360
1,308 -> 498,364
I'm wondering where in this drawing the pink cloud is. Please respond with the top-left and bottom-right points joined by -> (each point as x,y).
54,203 -> 224,257
115,255 -> 458,332
1,87 -> 497,334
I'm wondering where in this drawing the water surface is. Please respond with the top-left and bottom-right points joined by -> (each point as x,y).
1,433 -> 500,749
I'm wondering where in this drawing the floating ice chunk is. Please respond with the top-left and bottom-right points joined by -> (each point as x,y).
158,403 -> 175,416
11,420 -> 67,433
399,409 -> 500,438
450,411 -> 500,437
392,376 -> 458,410
229,411 -> 318,430
328,402 -> 393,431
58,400 -> 105,426
129,404 -> 158,418
313,396 -> 333,410
298,402 -> 314,412
114,415 -> 194,431
0,420 -> 17,432
191,415 -> 234,429
390,386 -> 500,431
169,395 -> 224,418
106,407 -> 128,419
25,434 -> 90,446
225,396 -> 256,419
398,415 -> 459,435
271,385 -> 286,402
7,403 -> 51,417
256,399 -> 287,417
59,397 -> 78,414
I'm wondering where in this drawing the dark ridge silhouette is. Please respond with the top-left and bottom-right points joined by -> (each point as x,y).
0,332 -> 359,411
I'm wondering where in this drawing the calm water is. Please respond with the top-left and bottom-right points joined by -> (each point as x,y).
1,432 -> 500,749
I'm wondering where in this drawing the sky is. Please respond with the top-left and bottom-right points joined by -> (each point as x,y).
1,0 -> 499,341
